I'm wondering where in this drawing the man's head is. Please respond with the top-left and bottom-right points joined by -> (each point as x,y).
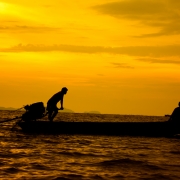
61,87 -> 68,94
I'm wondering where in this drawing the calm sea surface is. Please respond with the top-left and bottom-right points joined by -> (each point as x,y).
0,110 -> 180,180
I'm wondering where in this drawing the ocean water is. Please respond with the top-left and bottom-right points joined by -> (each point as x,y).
0,110 -> 180,180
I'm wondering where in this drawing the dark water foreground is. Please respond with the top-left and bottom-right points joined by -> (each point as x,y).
0,110 -> 180,180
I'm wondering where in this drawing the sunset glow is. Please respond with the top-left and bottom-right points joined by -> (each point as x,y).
1,0 -> 180,115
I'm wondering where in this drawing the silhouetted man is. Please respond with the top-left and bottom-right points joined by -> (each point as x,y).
47,87 -> 68,121
169,102 -> 180,123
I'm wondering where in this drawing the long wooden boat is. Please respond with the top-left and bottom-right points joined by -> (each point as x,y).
18,121 -> 180,137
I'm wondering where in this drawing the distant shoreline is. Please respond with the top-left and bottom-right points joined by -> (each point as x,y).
0,107 -> 17,110
0,108 -> 168,116
0,107 -> 169,116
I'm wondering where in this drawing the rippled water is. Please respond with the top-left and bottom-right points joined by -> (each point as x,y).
0,110 -> 180,180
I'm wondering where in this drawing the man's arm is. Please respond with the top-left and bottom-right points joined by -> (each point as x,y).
59,96 -> 64,110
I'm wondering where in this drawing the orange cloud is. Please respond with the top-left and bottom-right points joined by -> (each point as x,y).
93,0 -> 180,37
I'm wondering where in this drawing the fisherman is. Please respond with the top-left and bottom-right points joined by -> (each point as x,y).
47,87 -> 68,122
168,102 -> 180,123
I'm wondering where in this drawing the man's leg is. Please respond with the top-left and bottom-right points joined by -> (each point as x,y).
48,109 -> 53,121
51,108 -> 58,121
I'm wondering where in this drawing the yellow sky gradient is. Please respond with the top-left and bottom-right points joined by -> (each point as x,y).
0,0 -> 180,115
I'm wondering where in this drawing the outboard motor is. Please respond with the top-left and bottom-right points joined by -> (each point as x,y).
22,102 -> 46,121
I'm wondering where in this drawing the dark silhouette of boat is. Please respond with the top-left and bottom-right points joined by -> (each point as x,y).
11,101 -> 179,137
18,120 -> 180,137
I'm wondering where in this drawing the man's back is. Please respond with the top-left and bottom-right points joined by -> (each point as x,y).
47,91 -> 63,105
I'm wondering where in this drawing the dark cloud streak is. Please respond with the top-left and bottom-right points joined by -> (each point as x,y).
111,62 -> 134,69
1,44 -> 180,65
0,25 -> 60,33
1,44 -> 180,58
136,58 -> 180,65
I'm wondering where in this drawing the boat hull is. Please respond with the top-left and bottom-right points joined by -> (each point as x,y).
18,121 -> 180,137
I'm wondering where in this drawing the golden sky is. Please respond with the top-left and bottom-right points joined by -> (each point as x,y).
0,0 -> 180,115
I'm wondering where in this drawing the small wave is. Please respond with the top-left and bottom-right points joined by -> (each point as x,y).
97,158 -> 144,166
169,150 -> 180,155
0,152 -> 25,159
58,151 -> 103,158
89,174 -> 107,180
96,158 -> 164,171
30,162 -> 50,170
4,167 -> 20,173
52,177 -> 71,180
145,173 -> 177,180
52,174 -> 84,180
110,174 -> 125,180
42,139 -> 61,144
